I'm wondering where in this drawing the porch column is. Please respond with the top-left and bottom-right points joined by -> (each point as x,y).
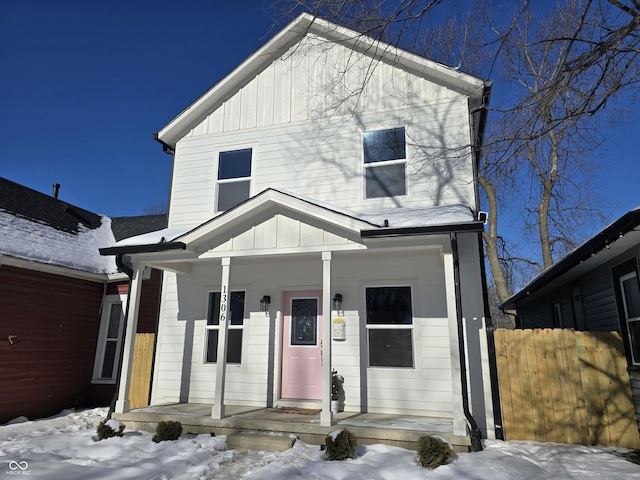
212,257 -> 231,419
115,263 -> 144,413
443,250 -> 467,436
321,251 -> 333,426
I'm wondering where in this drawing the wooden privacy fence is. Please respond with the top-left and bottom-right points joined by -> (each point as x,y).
494,329 -> 640,449
128,333 -> 155,410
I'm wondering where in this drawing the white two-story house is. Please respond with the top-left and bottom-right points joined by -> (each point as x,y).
101,13 -> 497,441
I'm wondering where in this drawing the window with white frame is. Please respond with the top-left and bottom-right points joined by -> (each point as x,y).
620,272 -> 640,365
92,295 -> 125,383
365,286 -> 414,368
363,127 -> 407,198
216,148 -> 252,212
205,290 -> 245,364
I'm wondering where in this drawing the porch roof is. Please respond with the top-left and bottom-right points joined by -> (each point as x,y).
99,189 -> 482,257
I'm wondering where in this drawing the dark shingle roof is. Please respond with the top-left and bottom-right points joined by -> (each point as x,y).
0,177 -> 102,234
111,214 -> 168,242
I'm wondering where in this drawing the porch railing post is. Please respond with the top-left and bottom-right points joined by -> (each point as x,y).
212,257 -> 231,419
321,251 -> 333,426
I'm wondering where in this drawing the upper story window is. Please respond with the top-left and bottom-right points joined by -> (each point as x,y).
363,127 -> 407,199
216,148 -> 252,212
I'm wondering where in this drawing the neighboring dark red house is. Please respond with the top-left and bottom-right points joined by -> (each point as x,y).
0,177 -> 165,423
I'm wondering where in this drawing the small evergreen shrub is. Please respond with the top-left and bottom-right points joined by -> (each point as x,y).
325,428 -> 357,461
97,419 -> 125,440
152,420 -> 183,443
416,434 -> 455,469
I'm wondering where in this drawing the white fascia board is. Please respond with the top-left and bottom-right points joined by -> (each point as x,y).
178,190 -> 374,250
307,15 -> 486,99
0,254 -> 109,283
156,13 -> 488,148
156,15 -> 314,147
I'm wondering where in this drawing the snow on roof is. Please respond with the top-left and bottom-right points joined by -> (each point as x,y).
103,191 -> 476,252
280,189 -> 475,228
109,225 -> 195,248
0,210 -> 117,274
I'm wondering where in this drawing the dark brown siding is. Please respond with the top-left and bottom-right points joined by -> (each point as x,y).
0,265 -> 105,423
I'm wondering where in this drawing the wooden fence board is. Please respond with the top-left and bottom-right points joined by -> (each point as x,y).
128,333 -> 155,410
494,329 -> 640,449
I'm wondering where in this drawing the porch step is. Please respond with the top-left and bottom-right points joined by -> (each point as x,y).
226,432 -> 297,452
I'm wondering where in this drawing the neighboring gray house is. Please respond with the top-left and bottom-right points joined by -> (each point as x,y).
500,206 -> 640,424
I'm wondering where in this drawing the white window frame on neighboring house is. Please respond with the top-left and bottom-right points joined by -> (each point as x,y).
215,148 -> 253,212
365,285 -> 415,368
204,290 -> 246,365
620,271 -> 640,365
363,126 -> 408,199
92,294 -> 126,384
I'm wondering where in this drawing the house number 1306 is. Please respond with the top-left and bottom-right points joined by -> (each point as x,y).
219,286 -> 228,323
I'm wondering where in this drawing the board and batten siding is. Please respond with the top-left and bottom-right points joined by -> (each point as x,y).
167,33 -> 475,228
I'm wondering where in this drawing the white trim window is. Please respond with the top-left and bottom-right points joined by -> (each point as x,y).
365,286 -> 414,368
363,127 -> 407,198
205,290 -> 245,364
92,294 -> 126,383
620,272 -> 640,365
216,148 -> 252,212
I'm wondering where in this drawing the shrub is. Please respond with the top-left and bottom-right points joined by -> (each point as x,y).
325,428 -> 357,461
416,434 -> 455,469
97,419 -> 125,441
152,420 -> 183,443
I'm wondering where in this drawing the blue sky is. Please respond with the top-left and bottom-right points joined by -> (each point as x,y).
1,0 -> 637,222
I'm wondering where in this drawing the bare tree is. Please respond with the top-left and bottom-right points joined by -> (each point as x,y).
142,202 -> 168,215
272,0 -> 640,310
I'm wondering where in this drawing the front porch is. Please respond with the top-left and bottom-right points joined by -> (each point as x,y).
113,403 -> 472,452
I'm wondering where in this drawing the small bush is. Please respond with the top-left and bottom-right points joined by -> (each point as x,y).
152,420 -> 183,443
325,428 -> 357,461
97,419 -> 125,441
416,434 -> 455,469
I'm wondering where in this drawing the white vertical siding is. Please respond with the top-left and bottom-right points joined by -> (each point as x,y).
167,32 -> 475,229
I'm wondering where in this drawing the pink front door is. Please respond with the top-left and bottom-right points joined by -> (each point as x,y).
281,290 -> 323,400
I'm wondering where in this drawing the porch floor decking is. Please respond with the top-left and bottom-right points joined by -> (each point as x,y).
114,403 -> 471,452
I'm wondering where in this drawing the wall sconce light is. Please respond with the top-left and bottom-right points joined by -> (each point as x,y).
260,295 -> 271,312
333,294 -> 343,311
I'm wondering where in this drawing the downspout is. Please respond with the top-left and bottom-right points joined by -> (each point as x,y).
476,231 -> 505,440
450,233 -> 483,452
107,253 -> 133,419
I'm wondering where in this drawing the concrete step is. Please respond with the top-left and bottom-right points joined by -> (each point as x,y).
226,432 -> 297,452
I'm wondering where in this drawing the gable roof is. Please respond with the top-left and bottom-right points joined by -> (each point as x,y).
100,189 -> 482,256
500,206 -> 640,310
155,12 -> 490,149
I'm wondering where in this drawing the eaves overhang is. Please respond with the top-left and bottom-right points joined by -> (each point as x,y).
361,221 -> 485,238
155,13 -> 489,150
99,242 -> 187,256
500,206 -> 640,310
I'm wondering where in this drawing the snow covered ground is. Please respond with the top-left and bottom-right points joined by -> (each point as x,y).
1,408 -> 639,479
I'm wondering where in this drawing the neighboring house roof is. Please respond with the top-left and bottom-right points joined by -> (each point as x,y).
100,188 -> 483,256
111,214 -> 167,242
0,177 -> 167,275
500,206 -> 640,310
155,12 -> 491,150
